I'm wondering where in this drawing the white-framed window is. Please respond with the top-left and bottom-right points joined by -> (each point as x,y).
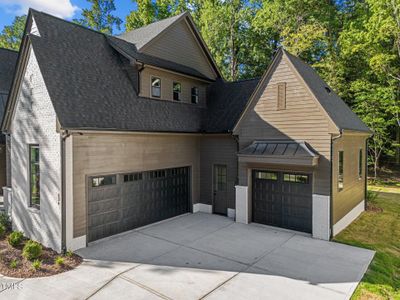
338,150 -> 344,191
29,144 -> 40,208
173,82 -> 181,101
151,76 -> 161,98
191,87 -> 199,104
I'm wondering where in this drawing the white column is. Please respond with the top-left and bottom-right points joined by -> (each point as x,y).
235,185 -> 249,224
312,194 -> 330,240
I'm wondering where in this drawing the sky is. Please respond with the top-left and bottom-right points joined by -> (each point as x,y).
0,0 -> 135,34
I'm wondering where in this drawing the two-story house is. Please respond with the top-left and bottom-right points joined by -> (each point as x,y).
1,9 -> 370,252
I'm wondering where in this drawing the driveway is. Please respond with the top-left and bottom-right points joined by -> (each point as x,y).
0,213 -> 374,300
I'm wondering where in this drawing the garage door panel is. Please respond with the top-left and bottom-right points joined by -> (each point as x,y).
88,167 -> 190,242
252,170 -> 312,233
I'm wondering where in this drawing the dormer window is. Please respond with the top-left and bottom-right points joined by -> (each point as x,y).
151,77 -> 161,98
173,82 -> 181,101
191,87 -> 199,104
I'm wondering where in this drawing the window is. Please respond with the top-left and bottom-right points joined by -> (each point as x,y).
277,82 -> 286,110
214,165 -> 227,191
338,151 -> 344,191
358,149 -> 363,179
173,82 -> 181,101
191,87 -> 199,104
255,171 -> 278,181
92,175 -> 116,187
151,77 -> 161,98
124,172 -> 143,182
29,145 -> 40,208
283,173 -> 309,184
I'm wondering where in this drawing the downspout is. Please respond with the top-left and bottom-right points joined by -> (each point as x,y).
330,130 -> 342,239
232,133 -> 240,186
365,138 -> 368,210
60,130 -> 70,254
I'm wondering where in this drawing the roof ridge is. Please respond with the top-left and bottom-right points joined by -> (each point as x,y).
0,47 -> 19,53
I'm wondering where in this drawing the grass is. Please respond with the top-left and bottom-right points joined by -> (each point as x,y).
334,191 -> 400,300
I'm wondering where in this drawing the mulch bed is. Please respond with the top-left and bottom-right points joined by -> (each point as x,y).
0,236 -> 82,278
366,202 -> 384,213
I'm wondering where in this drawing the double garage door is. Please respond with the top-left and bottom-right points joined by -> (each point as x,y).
88,167 -> 190,242
252,170 -> 312,233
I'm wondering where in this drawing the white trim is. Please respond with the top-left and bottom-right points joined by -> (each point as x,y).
193,203 -> 212,213
235,185 -> 249,224
227,208 -> 235,219
312,194 -> 330,240
333,200 -> 365,236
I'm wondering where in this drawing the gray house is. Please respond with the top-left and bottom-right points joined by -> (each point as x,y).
1,9 -> 370,252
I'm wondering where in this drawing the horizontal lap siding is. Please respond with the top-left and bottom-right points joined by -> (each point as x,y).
237,56 -> 333,196
332,134 -> 367,223
72,134 -> 200,238
200,135 -> 237,209
143,20 -> 216,80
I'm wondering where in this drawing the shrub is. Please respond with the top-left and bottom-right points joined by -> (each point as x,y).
0,224 -> 6,238
22,240 -> 42,261
31,259 -> 41,271
367,190 -> 378,202
9,259 -> 18,269
0,212 -> 11,231
7,231 -> 24,247
65,250 -> 73,258
55,256 -> 65,267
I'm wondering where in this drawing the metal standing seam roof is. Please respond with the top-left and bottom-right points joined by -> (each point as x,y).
238,140 -> 319,158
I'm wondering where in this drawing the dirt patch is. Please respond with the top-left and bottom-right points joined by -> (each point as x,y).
366,202 -> 383,213
0,237 -> 82,278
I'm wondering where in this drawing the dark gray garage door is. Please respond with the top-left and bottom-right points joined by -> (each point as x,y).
252,170 -> 312,233
88,167 -> 190,242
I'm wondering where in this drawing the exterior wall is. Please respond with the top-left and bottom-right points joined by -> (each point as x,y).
139,67 -> 208,106
142,20 -> 217,80
332,133 -> 367,224
235,55 -> 335,196
200,135 -> 237,210
9,48 -> 62,251
71,133 -> 200,238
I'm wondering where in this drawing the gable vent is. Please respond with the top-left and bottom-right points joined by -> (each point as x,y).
277,82 -> 286,110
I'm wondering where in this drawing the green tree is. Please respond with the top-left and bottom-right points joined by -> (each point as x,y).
0,15 -> 26,51
74,0 -> 122,34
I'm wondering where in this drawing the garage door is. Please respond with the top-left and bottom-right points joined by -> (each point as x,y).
88,167 -> 190,242
252,170 -> 312,233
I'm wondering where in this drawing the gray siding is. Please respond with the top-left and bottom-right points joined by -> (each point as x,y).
200,135 -> 237,209
10,48 -> 62,251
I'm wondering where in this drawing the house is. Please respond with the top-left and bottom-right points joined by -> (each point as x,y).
1,9 -> 371,252
0,48 -> 18,193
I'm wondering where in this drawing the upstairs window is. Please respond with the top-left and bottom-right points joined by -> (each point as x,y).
358,149 -> 363,179
277,82 -> 286,110
338,151 -> 344,191
173,82 -> 181,101
29,145 -> 40,208
151,77 -> 161,98
191,87 -> 199,104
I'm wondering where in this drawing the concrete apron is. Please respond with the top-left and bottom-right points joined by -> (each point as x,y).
0,213 -> 374,300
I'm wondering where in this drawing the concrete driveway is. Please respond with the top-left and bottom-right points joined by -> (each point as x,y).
0,213 -> 374,300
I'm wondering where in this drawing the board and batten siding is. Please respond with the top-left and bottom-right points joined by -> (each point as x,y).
142,20 -> 217,80
332,133 -> 367,224
235,55 -> 338,196
72,133 -> 200,238
139,67 -> 208,106
200,135 -> 238,209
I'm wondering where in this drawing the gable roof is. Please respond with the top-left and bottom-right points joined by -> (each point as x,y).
118,13 -> 185,50
234,48 -> 371,134
2,10 -> 252,134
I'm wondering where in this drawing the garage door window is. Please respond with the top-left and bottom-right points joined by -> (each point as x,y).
92,175 -> 116,187
124,172 -> 143,182
283,173 -> 309,184
150,170 -> 166,179
255,171 -> 278,180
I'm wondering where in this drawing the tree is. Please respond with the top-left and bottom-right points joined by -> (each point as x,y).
0,15 -> 26,51
74,0 -> 122,34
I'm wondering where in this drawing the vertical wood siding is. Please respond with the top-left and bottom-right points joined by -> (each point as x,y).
140,67 -> 208,106
143,20 -> 217,80
332,134 -> 367,223
200,135 -> 237,209
236,56 -> 335,195
72,133 -> 200,238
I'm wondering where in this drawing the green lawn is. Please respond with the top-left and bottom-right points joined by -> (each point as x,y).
334,191 -> 400,300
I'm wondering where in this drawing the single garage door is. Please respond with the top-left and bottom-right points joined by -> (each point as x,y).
252,170 -> 312,233
88,166 -> 190,242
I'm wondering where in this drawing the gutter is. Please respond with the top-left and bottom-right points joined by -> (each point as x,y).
60,130 -> 70,254
330,130 -> 342,239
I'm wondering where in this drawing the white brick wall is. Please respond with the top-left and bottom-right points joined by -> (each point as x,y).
10,47 -> 62,252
